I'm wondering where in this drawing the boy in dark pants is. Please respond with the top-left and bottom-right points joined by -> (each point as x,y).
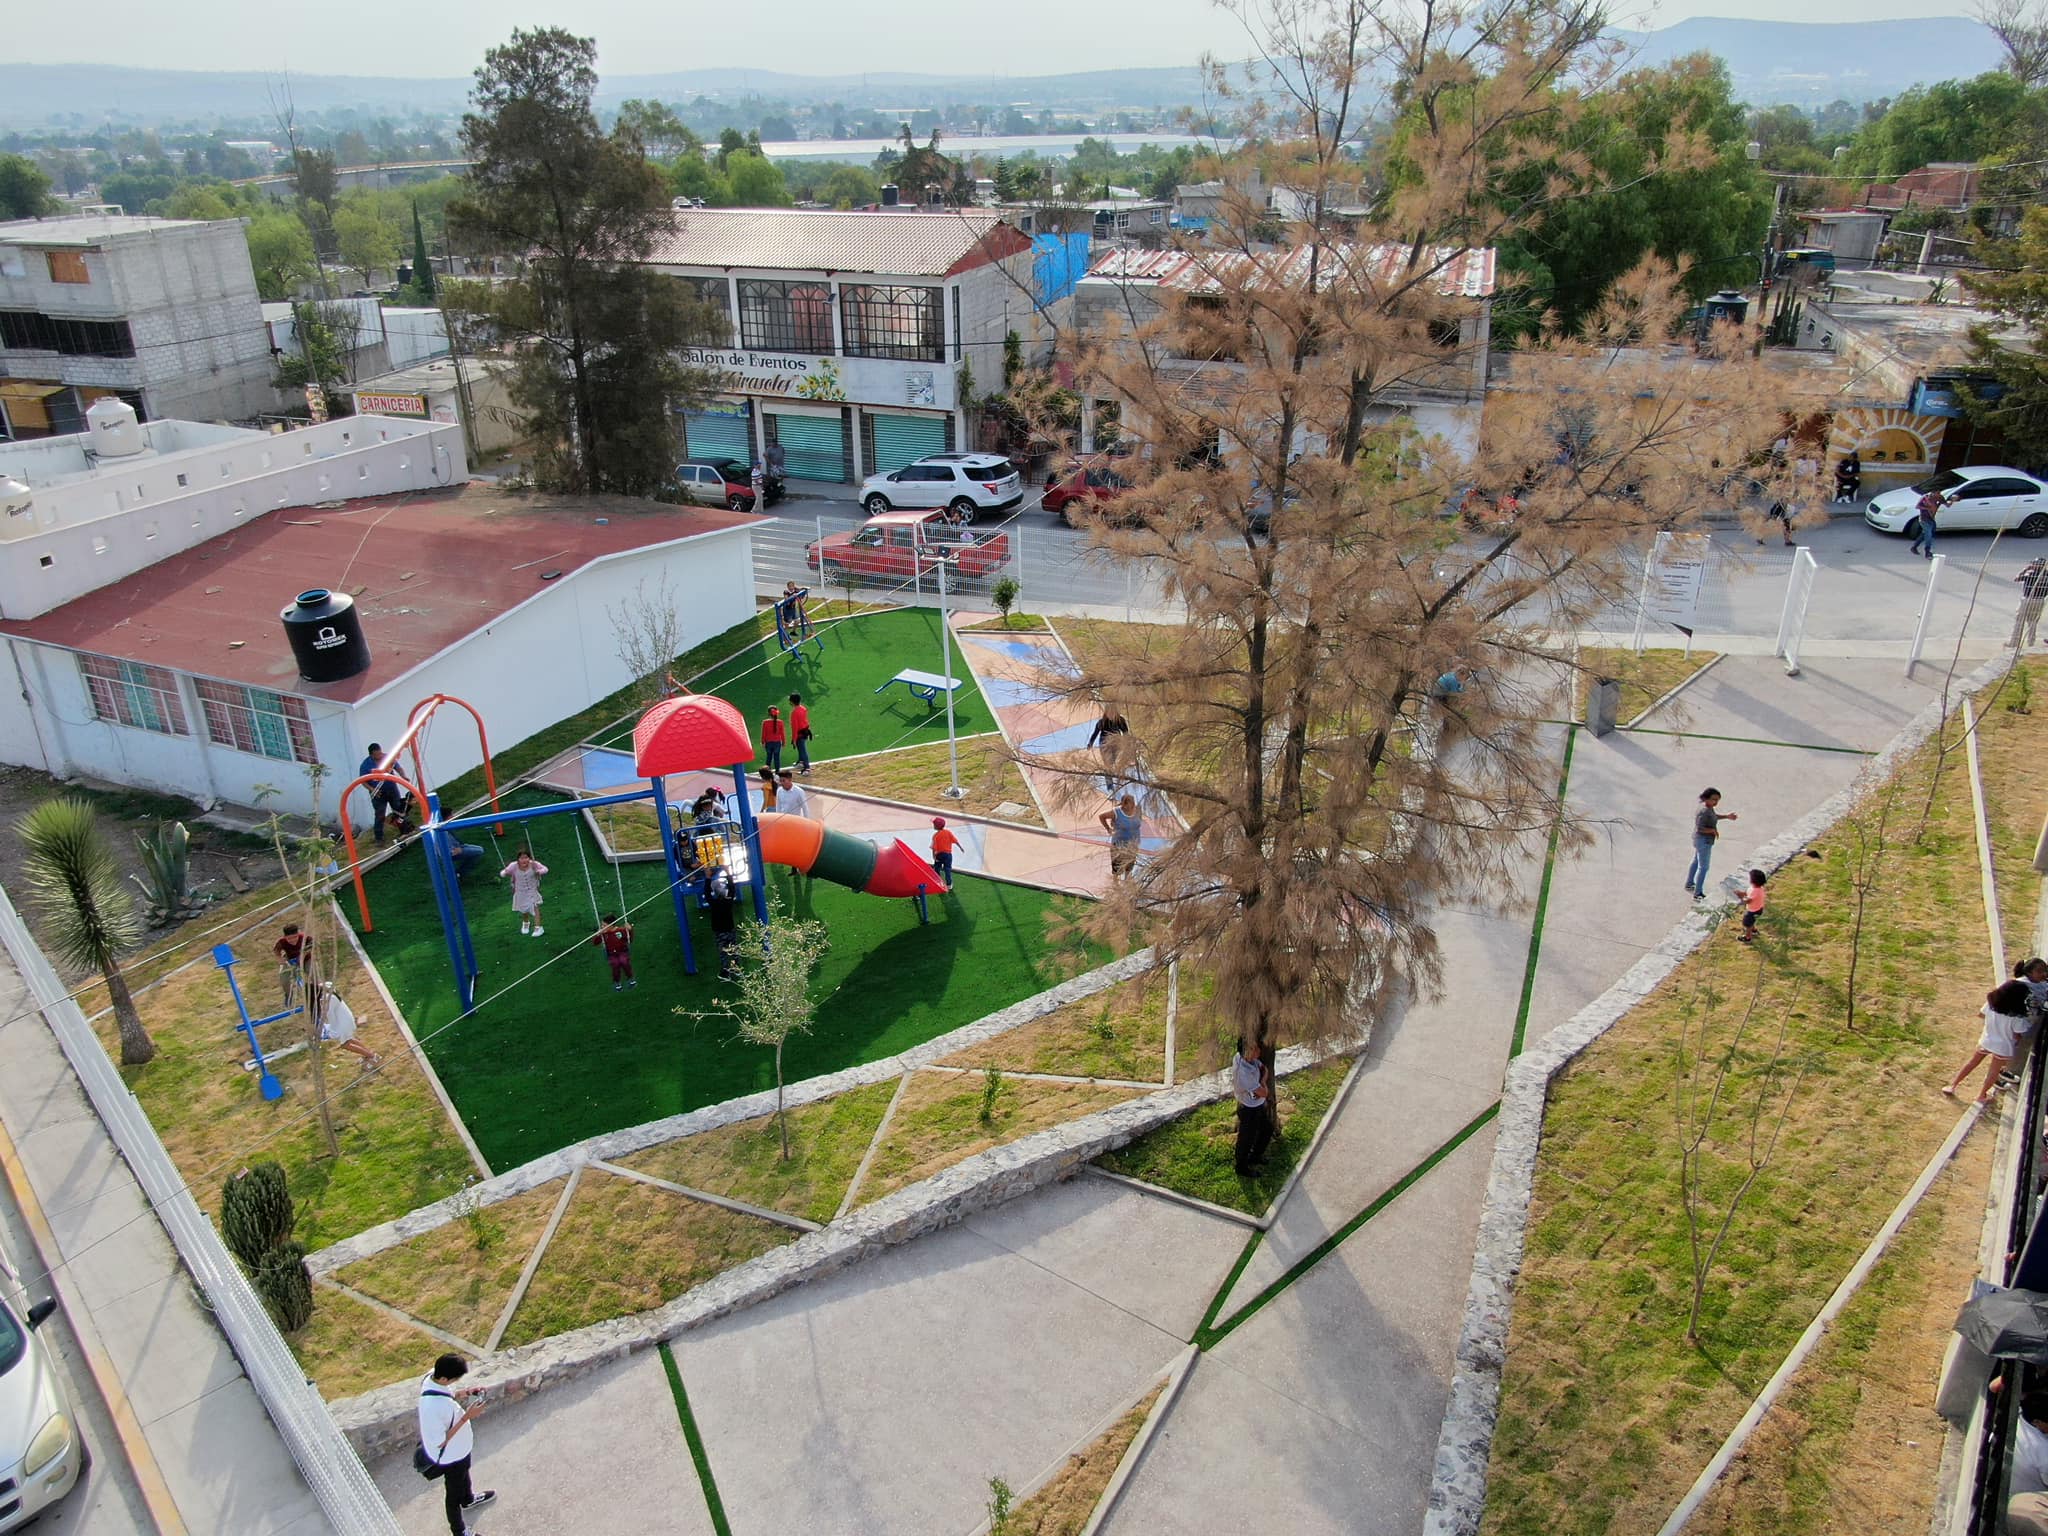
705,865 -> 740,978
1232,1036 -> 1273,1175
416,1353 -> 496,1534
789,693 -> 813,773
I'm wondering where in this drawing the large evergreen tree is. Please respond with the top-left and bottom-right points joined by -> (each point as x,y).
450,27 -> 720,495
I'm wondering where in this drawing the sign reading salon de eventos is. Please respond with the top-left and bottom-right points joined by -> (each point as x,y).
682,348 -> 956,412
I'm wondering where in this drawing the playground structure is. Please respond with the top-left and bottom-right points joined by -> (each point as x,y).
339,689 -> 950,1015
214,943 -> 300,1101
774,584 -> 822,660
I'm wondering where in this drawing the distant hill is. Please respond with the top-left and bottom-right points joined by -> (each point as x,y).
1611,16 -> 2003,104
0,23 -> 2011,130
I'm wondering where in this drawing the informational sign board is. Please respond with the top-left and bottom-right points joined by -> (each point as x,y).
1643,531 -> 1709,637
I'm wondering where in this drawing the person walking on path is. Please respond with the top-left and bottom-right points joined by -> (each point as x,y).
1683,788 -> 1737,900
2015,558 -> 2048,647
1910,486 -> 1946,558
761,706 -> 786,771
1232,1035 -> 1274,1175
1946,979 -> 2036,1103
417,1354 -> 497,1535
1087,707 -> 1130,793
777,769 -> 810,819
499,850 -> 548,937
789,693 -> 814,773
1101,792 -> 1143,878
930,816 -> 959,888
312,981 -> 380,1067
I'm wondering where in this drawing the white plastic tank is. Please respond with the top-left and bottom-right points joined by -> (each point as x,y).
0,476 -> 31,518
86,397 -> 144,458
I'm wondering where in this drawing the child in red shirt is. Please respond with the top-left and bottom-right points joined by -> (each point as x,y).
273,923 -> 306,1005
761,706 -> 786,771
593,914 -> 635,989
788,692 -> 813,774
930,817 -> 959,888
1738,869 -> 1767,943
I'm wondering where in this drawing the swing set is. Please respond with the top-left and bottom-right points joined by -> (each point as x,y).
774,584 -> 823,660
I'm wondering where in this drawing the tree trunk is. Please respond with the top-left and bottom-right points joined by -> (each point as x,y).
102,961 -> 155,1066
304,952 -> 340,1158
775,1042 -> 790,1161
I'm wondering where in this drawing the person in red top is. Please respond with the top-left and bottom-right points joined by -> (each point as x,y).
593,914 -> 635,990
930,816 -> 960,888
273,923 -> 307,1006
761,706 -> 786,771
788,693 -> 813,774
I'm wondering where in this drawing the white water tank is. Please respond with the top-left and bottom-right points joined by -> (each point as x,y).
86,397 -> 144,458
0,476 -> 30,518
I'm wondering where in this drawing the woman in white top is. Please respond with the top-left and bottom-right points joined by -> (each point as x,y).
314,982 -> 380,1067
1945,979 -> 2035,1104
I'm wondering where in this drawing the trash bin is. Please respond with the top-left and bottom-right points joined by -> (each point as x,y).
1585,677 -> 1621,737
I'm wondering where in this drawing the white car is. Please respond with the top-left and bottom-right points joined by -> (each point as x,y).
0,1248 -> 83,1531
859,453 -> 1023,524
1865,466 -> 2048,538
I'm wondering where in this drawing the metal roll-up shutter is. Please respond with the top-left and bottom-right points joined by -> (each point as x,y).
868,412 -> 949,476
770,411 -> 849,483
684,409 -> 752,463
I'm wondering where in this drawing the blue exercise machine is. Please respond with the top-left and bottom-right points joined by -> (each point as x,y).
214,942 -> 300,1102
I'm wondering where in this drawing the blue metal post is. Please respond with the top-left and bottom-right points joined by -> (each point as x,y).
732,764 -> 769,925
649,774 -> 696,976
428,795 -> 480,988
213,944 -> 286,1101
420,814 -> 473,1015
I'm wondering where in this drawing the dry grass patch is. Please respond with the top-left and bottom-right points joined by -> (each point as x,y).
291,1283 -> 441,1400
499,1171 -> 795,1347
617,1078 -> 899,1224
1480,673 -> 2046,1536
1004,1385 -> 1163,1535
858,1070 -> 1137,1206
807,737 -> 1043,823
588,801 -> 664,856
964,612 -> 1053,631
944,973 -> 1171,1081
331,1179 -> 566,1346
1578,645 -> 1719,722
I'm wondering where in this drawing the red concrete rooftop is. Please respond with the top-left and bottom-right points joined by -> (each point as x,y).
0,484 -> 757,704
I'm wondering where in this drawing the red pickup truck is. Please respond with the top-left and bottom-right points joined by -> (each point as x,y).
807,510 -> 1011,584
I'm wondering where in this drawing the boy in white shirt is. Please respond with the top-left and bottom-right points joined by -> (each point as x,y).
417,1353 -> 496,1533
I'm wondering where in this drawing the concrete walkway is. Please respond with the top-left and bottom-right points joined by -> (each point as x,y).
367,651 -> 1946,1536
0,950 -> 327,1536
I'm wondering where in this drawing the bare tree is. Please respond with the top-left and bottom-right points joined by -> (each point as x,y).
254,771 -> 341,1157
1979,0 -> 2048,84
1015,0 -> 1811,1062
608,572 -> 687,704
1840,774 -> 1904,1034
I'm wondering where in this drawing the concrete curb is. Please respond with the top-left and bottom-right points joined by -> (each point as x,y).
331,1035 -> 1333,1457
1078,1343 -> 1200,1536
1422,648 -> 2019,1536
307,946 -> 1156,1276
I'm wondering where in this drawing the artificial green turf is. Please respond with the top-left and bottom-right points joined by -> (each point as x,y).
601,606 -> 995,763
348,791 -> 1091,1170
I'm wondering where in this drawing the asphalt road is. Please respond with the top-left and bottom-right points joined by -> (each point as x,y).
761,486 -> 2036,650
0,1173 -> 153,1536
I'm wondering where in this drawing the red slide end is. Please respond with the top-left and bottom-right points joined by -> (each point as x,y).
868,838 -> 951,898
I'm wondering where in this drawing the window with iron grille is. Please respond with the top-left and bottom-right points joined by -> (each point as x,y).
839,284 -> 943,361
679,276 -> 734,345
194,678 -> 318,762
737,279 -> 833,353
78,654 -> 188,735
0,311 -> 136,358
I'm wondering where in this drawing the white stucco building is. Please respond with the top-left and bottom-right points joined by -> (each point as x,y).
0,480 -> 758,821
0,213 -> 277,436
637,207 -> 1044,482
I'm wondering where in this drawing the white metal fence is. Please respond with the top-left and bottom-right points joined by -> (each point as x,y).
0,886 -> 402,1535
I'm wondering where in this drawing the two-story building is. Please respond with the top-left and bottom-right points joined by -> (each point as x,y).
636,207 -> 1038,483
0,213 -> 277,438
1072,243 -> 1497,460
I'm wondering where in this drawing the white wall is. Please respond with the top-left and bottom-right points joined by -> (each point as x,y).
0,417 -> 466,620
0,525 -> 758,821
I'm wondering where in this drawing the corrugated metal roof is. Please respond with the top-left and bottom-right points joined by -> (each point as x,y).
1085,242 -> 1497,298
643,207 -> 1031,277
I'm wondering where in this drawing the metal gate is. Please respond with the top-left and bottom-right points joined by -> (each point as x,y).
682,408 -> 753,463
867,411 -> 949,476
768,410 -> 849,483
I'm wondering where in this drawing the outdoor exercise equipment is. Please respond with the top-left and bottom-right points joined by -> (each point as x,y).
214,942 -> 300,1101
877,667 -> 964,712
774,585 -> 823,660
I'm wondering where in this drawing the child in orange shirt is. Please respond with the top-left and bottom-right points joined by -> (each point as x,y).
930,816 -> 960,888
1738,868 -> 1767,943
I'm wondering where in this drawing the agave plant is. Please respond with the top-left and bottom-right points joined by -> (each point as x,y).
17,798 -> 155,1065
130,820 -> 191,924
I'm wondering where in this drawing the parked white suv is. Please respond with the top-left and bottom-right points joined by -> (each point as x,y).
859,453 -> 1023,524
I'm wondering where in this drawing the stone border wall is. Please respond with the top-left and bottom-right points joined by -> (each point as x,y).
1422,651 -> 2016,1536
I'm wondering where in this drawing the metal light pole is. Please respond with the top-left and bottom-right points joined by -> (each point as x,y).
937,554 -> 964,800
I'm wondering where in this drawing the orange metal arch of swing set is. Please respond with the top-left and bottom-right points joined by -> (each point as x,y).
338,693 -> 503,932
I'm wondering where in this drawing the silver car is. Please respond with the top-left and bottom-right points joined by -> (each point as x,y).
1865,465 -> 2048,538
0,1248 -> 82,1532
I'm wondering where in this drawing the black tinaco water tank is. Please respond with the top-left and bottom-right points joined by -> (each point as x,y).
281,589 -> 372,683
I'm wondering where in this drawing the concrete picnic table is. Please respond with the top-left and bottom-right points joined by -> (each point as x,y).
876,668 -> 964,710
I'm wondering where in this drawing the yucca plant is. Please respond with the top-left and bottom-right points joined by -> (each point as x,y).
17,798 -> 155,1065
130,820 -> 191,924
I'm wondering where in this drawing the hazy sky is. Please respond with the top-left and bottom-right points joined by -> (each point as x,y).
10,0 -> 1974,77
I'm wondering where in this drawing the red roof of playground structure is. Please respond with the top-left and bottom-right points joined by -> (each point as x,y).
0,484 -> 758,704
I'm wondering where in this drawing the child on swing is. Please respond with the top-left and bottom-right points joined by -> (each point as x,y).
593,913 -> 635,990
500,849 -> 549,937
